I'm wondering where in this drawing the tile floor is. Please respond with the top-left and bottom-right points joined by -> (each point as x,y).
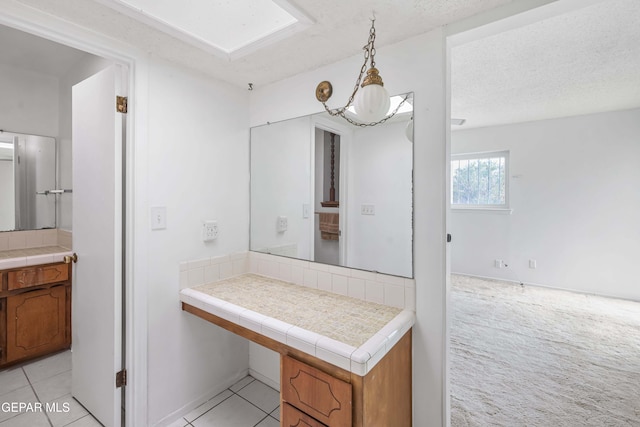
0,350 -> 100,427
1,351 -> 280,427
167,375 -> 280,427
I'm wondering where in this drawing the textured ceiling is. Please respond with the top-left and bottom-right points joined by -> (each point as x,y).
452,0 -> 640,129
4,0 -> 637,129
12,0 -> 513,87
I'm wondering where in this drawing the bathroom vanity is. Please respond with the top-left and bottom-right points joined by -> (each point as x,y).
181,272 -> 414,427
0,248 -> 73,368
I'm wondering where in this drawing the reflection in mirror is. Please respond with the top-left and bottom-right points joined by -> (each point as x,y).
0,131 -> 57,232
250,93 -> 413,278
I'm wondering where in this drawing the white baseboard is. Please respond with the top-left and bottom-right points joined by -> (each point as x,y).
249,368 -> 280,391
153,368 -> 249,427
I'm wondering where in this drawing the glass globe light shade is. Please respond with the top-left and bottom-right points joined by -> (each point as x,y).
354,83 -> 390,123
405,118 -> 414,142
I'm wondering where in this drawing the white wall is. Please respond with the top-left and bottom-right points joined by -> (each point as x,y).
451,108 -> 640,301
145,58 -> 251,425
0,160 -> 13,230
57,53 -> 113,230
0,63 -> 58,136
346,120 -> 413,277
250,116 -> 312,259
249,30 -> 448,425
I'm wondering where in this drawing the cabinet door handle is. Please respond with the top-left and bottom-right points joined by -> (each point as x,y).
64,253 -> 78,264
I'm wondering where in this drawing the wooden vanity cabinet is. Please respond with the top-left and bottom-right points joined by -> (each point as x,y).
0,262 -> 72,367
182,302 -> 413,427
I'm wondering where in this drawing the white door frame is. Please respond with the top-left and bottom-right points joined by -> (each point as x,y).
0,6 -> 147,426
311,116 -> 352,266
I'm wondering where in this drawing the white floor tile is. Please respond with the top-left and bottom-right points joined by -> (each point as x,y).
255,416 -> 279,427
23,350 -> 71,383
64,414 -> 103,426
0,410 -> 50,426
192,394 -> 266,427
165,418 -> 190,427
31,370 -> 71,403
229,375 -> 254,393
0,367 -> 29,396
0,385 -> 38,423
184,389 -> 233,422
236,380 -> 280,413
46,394 -> 89,427
270,406 -> 280,421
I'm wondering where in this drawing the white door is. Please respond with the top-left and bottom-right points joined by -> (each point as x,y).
71,65 -> 125,427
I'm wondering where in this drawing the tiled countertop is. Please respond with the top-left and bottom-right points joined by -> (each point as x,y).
0,246 -> 73,270
180,273 -> 415,375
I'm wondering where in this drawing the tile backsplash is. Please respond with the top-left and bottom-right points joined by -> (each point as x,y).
0,229 -> 72,252
180,251 -> 416,311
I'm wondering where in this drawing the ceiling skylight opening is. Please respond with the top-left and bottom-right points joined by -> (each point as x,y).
96,0 -> 314,60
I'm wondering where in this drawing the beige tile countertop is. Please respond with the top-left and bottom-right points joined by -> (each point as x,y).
0,246 -> 74,270
180,273 -> 415,375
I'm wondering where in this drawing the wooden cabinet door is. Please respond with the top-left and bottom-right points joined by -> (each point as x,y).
282,403 -> 328,427
6,285 -> 68,362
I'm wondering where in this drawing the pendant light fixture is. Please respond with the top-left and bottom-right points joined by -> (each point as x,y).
315,18 -> 407,126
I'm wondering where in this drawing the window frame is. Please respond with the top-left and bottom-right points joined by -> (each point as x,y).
450,150 -> 510,211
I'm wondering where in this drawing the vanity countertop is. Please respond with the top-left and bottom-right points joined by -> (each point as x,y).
0,246 -> 73,270
180,273 -> 415,375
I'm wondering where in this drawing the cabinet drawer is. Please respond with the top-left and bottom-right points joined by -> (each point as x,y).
282,403 -> 327,427
8,264 -> 69,291
282,356 -> 352,426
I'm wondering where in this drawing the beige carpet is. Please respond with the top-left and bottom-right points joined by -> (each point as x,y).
450,274 -> 640,426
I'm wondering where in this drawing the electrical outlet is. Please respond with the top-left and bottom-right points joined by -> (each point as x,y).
203,221 -> 218,242
277,216 -> 288,232
529,259 -> 537,269
361,204 -> 375,215
494,259 -> 505,269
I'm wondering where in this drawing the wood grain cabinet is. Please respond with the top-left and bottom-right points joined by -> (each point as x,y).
282,356 -> 352,426
0,262 -> 71,367
280,331 -> 412,427
182,302 -> 413,427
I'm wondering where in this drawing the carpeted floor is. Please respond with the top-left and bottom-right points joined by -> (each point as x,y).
450,274 -> 640,426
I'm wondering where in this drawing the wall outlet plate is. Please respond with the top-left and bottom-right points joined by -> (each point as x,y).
361,204 -> 375,215
277,216 -> 288,232
203,220 -> 218,241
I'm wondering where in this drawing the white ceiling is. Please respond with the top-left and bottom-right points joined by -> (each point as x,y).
2,0 -> 638,129
11,0 -> 513,87
452,0 -> 640,129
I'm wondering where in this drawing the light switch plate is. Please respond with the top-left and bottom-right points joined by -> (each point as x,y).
150,207 -> 166,230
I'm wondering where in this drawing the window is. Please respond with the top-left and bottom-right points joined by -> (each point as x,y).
451,151 -> 509,208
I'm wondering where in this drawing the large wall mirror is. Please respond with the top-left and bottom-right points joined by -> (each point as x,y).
0,130 -> 57,232
250,92 -> 414,278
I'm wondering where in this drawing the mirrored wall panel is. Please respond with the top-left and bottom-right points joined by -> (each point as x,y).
250,93 -> 414,278
0,131 -> 57,232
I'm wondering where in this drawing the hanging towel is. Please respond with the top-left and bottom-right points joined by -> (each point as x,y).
318,213 -> 339,241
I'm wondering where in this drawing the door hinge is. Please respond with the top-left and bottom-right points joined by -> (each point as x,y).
116,369 -> 127,388
116,96 -> 128,114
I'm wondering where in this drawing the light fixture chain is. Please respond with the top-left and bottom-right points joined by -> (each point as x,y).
319,19 -> 408,127
323,94 -> 410,127
322,19 -> 377,117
